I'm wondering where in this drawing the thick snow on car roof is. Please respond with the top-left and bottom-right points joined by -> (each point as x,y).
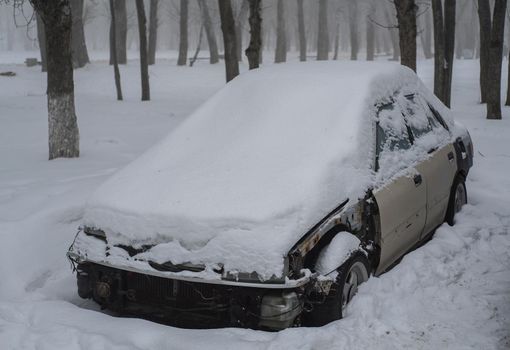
83,61 -> 425,278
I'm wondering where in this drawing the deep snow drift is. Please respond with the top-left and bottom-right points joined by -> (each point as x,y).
0,53 -> 509,349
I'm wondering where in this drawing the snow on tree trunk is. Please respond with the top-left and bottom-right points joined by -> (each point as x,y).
316,0 -> 329,60
70,0 -> 89,68
177,0 -> 188,66
245,0 -> 262,70
136,0 -> 150,101
197,0 -> 220,64
148,0 -> 158,65
274,0 -> 286,63
218,0 -> 239,82
109,0 -> 127,65
394,0 -> 417,72
297,0 -> 306,62
30,0 -> 80,160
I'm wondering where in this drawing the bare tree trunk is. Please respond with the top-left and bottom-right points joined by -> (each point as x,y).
384,6 -> 400,61
297,0 -> 306,61
478,0 -> 491,103
432,0 -> 455,107
190,25 -> 204,67
484,0 -> 507,119
177,0 -> 188,66
366,17 -> 375,61
506,28 -> 510,105
36,13 -> 47,72
333,20 -> 340,60
109,0 -> 127,65
235,0 -> 249,61
274,0 -> 287,63
218,0 -> 239,82
30,0 -> 80,159
421,7 -> 433,59
136,0 -> 150,101
349,1 -> 358,60
110,0 -> 123,101
394,0 -> 417,72
443,0 -> 455,106
316,0 -> 329,60
198,0 -> 220,64
70,0 -> 89,68
245,0 -> 262,69
148,0 -> 158,65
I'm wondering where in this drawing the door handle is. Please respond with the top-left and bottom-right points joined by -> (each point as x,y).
413,174 -> 422,186
447,152 -> 455,162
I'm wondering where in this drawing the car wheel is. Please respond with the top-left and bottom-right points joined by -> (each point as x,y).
446,175 -> 467,226
305,251 -> 370,326
336,252 -> 370,317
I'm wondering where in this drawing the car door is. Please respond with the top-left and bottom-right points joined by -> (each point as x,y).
373,102 -> 427,275
402,95 -> 457,237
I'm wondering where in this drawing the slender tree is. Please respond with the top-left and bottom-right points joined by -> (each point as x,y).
317,0 -> 329,60
190,25 -> 204,67
29,0 -> 80,159
245,0 -> 262,69
109,0 -> 123,101
218,0 -> 239,82
35,13 -> 47,72
136,0 -> 150,101
420,7 -> 433,59
197,0 -> 220,64
478,0 -> 490,103
274,0 -> 286,63
478,0 -> 507,119
366,21 -> 375,61
148,0 -> 159,65
177,0 -> 188,66
235,0 -> 249,61
394,0 -> 417,71
70,0 -> 89,68
109,0 -> 127,65
349,0 -> 359,60
297,0 -> 306,62
432,0 -> 455,107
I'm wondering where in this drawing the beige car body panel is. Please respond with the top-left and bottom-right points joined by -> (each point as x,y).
374,169 -> 427,275
415,143 -> 457,237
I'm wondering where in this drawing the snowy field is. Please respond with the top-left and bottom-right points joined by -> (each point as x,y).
0,52 -> 509,349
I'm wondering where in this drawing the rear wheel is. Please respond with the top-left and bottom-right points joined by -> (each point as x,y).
446,175 -> 467,226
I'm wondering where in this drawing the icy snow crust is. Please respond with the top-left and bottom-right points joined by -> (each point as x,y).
81,62 -> 449,279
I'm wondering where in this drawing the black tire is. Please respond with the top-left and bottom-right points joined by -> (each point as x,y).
445,175 -> 467,226
305,251 -> 370,326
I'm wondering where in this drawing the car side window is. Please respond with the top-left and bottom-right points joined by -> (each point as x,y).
375,102 -> 412,174
401,94 -> 434,140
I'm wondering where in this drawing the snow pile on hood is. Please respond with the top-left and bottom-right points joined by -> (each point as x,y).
82,62 -> 425,278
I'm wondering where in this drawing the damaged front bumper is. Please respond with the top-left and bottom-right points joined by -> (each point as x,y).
67,228 -> 336,330
73,260 -> 312,330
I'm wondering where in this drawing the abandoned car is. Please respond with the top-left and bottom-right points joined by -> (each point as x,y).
68,62 -> 473,330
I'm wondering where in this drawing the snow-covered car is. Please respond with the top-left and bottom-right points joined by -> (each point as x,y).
68,62 -> 473,330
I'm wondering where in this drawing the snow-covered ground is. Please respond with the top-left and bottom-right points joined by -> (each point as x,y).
0,52 -> 509,349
